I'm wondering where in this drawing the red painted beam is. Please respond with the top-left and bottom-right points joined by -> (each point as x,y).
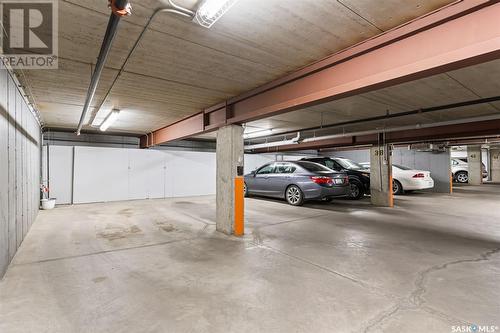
140,0 -> 500,148
140,112 -> 206,148
249,119 -> 500,153
229,0 -> 500,123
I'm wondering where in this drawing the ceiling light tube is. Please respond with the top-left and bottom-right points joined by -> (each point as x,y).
244,129 -> 274,139
195,0 -> 239,28
100,109 -> 120,132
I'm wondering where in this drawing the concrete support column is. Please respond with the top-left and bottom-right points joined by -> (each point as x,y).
370,145 -> 393,207
467,146 -> 482,185
216,125 -> 244,235
431,149 -> 453,194
490,149 -> 500,182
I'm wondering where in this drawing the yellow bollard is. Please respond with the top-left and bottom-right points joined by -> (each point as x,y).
234,177 -> 244,236
450,171 -> 453,194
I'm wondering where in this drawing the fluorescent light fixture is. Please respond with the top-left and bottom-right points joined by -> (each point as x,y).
243,128 -> 274,139
100,109 -> 120,132
195,0 -> 239,28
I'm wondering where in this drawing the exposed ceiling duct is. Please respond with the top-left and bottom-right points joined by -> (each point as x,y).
247,95 -> 500,142
244,114 -> 500,152
244,133 -> 301,150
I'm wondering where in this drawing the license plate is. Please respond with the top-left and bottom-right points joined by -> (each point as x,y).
334,179 -> 343,184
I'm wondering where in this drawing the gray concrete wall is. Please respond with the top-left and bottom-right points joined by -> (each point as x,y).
370,146 -> 393,207
0,64 -> 41,278
490,149 -> 500,182
392,148 -> 452,193
323,150 -> 370,163
326,147 -> 452,193
467,146 -> 483,185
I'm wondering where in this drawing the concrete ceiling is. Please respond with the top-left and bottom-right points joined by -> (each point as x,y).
243,59 -> 500,139
20,0 -> 456,134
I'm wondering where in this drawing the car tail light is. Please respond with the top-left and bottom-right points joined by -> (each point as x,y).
412,173 -> 425,178
344,176 -> 349,184
310,176 -> 333,185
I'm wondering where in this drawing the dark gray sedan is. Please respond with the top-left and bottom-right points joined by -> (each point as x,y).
244,161 -> 350,206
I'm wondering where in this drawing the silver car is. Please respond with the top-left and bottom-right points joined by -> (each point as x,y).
244,161 -> 350,206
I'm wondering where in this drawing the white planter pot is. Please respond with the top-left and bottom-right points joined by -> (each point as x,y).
41,198 -> 56,210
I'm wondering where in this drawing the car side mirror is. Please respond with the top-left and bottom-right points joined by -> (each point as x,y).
251,170 -> 256,177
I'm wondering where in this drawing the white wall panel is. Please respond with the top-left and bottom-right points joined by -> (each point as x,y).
73,147 -> 129,203
7,73 -> 17,261
244,154 -> 275,174
0,64 -> 9,275
128,149 -> 166,200
48,146 -> 74,204
50,148 -> 322,205
15,89 -> 23,247
1,65 -> 40,278
165,151 -> 216,198
21,101 -> 27,238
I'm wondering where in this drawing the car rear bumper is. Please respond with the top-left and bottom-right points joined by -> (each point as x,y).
302,185 -> 350,199
402,178 -> 434,190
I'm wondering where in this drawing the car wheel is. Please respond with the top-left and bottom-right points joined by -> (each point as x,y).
285,185 -> 304,206
393,180 -> 403,195
243,182 -> 249,197
456,171 -> 468,183
348,181 -> 364,200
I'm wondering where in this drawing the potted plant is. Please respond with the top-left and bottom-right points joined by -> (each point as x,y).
40,184 -> 56,210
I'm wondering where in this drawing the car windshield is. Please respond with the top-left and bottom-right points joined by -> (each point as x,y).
295,161 -> 332,172
393,164 -> 413,171
335,158 -> 364,170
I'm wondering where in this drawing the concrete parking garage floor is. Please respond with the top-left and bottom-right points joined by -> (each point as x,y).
1,186 -> 499,333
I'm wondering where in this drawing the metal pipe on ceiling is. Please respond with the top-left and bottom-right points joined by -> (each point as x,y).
252,95 -> 500,141
80,1 -> 195,132
243,132 -> 301,150
76,0 -> 131,135
87,6 -> 195,128
244,113 -> 500,151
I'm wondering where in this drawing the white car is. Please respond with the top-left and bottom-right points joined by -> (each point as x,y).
451,158 -> 469,183
360,163 -> 435,194
392,164 -> 434,194
451,158 -> 488,183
